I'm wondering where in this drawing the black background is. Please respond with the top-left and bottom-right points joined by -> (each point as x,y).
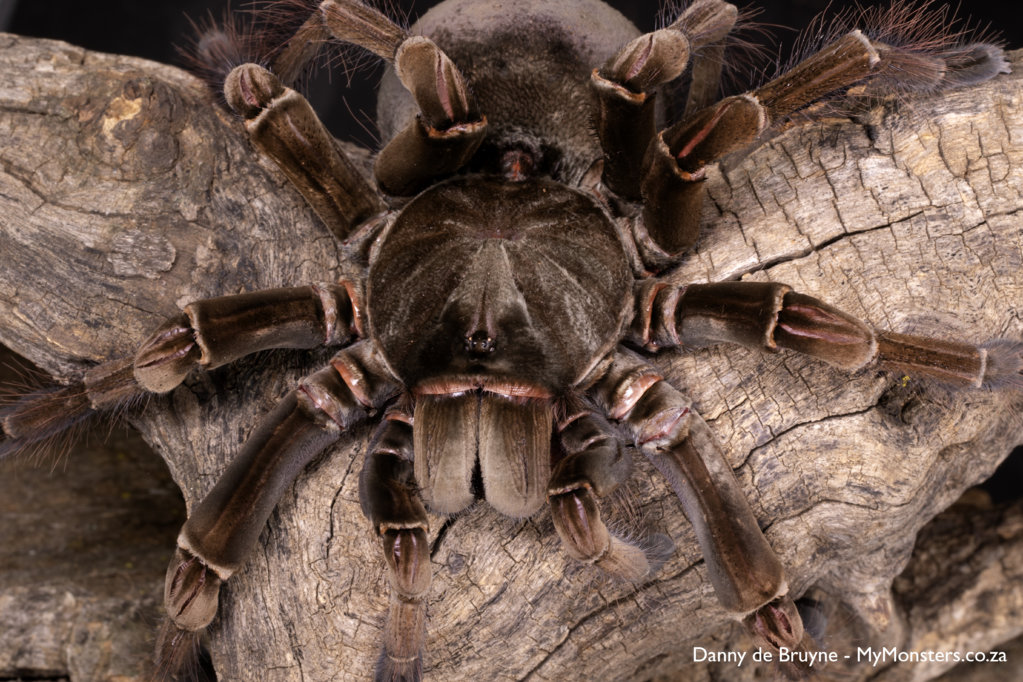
5,0 -> 1019,147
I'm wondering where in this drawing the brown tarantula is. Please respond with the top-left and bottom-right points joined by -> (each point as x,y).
1,0 -> 1020,679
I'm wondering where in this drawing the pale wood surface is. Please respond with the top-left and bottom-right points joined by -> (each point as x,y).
1,34 -> 1022,681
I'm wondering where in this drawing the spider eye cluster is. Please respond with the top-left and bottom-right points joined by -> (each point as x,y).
464,331 -> 497,356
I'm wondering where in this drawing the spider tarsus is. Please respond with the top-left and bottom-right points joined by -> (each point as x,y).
600,533 -> 653,581
640,532 -> 675,574
0,353 -> 147,463
981,340 -> 1023,390
378,590 -> 427,682
0,380 -> 95,461
550,486 -> 655,581
178,4 -> 267,98
374,649 -> 423,682
180,0 -> 376,101
938,44 -> 1011,88
785,0 -> 1008,98
154,618 -> 208,682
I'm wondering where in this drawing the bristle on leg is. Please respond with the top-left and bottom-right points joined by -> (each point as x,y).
178,7 -> 267,97
0,381 -> 94,461
781,0 -> 1008,99
981,340 -> 1023,390
1,356 -> 146,462
376,595 -> 426,682
154,618 -> 207,682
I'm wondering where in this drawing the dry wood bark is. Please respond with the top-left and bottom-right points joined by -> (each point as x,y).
0,350 -> 184,681
1,33 -> 1022,682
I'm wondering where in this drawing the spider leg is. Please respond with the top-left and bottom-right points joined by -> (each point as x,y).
0,283 -> 362,457
0,356 -> 138,459
223,63 -> 384,242
371,32 -> 487,196
361,408 -> 431,682
134,283 -> 362,390
639,28 -> 1006,268
592,0 -> 738,198
588,349 -> 809,659
161,341 -> 400,665
631,280 -> 1021,387
682,0 -> 737,119
594,2 -> 1007,270
273,0 -> 486,196
548,395 -> 651,580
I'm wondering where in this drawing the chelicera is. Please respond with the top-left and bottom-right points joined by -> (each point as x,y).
1,0 -> 1015,679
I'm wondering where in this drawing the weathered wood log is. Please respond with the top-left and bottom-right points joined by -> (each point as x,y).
1,33 -> 1022,681
0,353 -> 184,681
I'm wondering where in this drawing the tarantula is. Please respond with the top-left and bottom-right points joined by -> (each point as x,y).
1,0 -> 1020,679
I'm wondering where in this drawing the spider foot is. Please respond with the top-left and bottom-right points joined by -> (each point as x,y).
154,618 -> 206,682
375,599 -> 425,682
376,528 -> 430,682
154,547 -> 224,678
824,1 -> 1010,94
550,487 -> 652,581
981,340 -> 1023,390
0,380 -> 93,459
0,357 -> 142,460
